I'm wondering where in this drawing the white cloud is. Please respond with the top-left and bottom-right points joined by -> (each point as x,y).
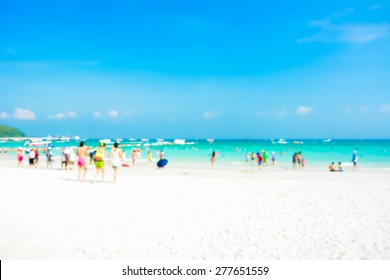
109,110 -> 118,118
299,8 -> 389,44
93,112 -> 101,118
14,108 -> 36,120
296,106 -> 313,115
48,111 -> 77,119
67,111 -> 76,118
202,111 -> 220,120
276,110 -> 288,117
0,112 -> 9,119
380,104 -> 390,112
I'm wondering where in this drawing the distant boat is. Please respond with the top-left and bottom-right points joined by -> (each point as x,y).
141,138 -> 149,142
99,139 -> 113,144
207,138 -> 214,143
277,139 -> 288,144
25,140 -> 52,147
59,136 -> 70,141
293,141 -> 304,144
323,139 -> 332,143
73,135 -> 81,141
173,139 -> 186,145
116,138 -> 123,143
156,138 -> 165,142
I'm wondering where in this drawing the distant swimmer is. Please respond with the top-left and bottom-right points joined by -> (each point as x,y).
77,141 -> 88,181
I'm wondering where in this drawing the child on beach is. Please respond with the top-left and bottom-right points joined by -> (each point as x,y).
338,162 -> 343,172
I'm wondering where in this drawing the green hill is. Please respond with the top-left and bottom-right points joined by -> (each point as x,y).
0,124 -> 26,137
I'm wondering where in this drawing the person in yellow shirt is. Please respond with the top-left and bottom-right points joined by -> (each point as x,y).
93,142 -> 106,183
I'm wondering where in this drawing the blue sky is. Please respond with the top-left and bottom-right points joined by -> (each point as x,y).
1,0 -> 389,138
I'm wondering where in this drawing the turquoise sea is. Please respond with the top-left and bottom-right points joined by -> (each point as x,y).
1,138 -> 389,170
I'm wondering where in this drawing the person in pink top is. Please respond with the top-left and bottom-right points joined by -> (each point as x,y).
77,141 -> 88,181
17,149 -> 24,167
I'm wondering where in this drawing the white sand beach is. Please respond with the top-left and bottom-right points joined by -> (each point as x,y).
0,161 -> 389,260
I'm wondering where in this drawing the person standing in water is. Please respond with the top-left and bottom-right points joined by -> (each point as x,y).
352,151 -> 358,169
211,151 -> 217,166
271,152 -> 276,167
77,141 -> 88,181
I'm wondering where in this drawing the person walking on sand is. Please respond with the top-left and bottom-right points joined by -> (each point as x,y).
17,148 -> 24,167
271,151 -> 276,167
77,141 -> 88,181
93,142 -> 106,182
257,152 -> 263,170
131,149 -> 137,166
110,142 -> 123,183
29,148 -> 36,169
352,151 -> 358,169
211,151 -> 217,166
45,147 -> 54,169
292,152 -> 298,169
262,151 -> 269,166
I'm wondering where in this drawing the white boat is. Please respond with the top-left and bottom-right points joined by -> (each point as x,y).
25,140 -> 52,147
59,136 -> 70,141
277,138 -> 288,144
156,138 -> 165,142
73,135 -> 81,141
323,139 -> 332,142
116,138 -> 123,143
99,139 -> 113,144
173,139 -> 186,145
141,138 -> 149,142
207,138 -> 214,143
